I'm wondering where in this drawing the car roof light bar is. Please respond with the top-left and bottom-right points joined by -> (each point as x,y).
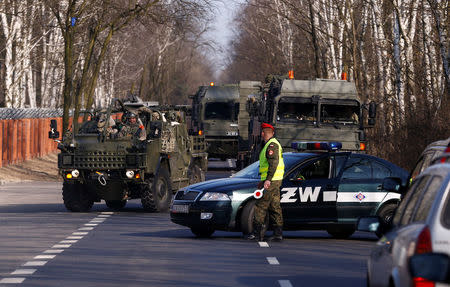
291,141 -> 342,151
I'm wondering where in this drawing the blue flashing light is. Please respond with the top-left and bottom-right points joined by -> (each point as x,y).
291,141 -> 342,151
329,142 -> 342,151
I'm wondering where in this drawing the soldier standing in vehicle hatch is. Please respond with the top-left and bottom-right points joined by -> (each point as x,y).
246,123 -> 285,241
117,112 -> 146,141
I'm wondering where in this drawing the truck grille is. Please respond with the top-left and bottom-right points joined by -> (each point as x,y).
74,154 -> 126,169
175,190 -> 202,201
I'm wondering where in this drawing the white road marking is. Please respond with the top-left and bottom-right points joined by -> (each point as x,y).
0,278 -> 26,284
258,242 -> 269,248
23,261 -> 47,267
278,280 -> 293,287
0,214 -> 116,284
60,240 -> 78,244
90,219 -> 105,223
11,269 -> 36,275
66,236 -> 83,240
34,255 -> 56,260
52,244 -> 71,249
73,232 -> 88,235
44,249 -> 64,254
267,257 -> 280,265
78,227 -> 94,231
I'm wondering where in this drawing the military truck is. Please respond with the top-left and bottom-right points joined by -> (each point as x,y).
239,76 -> 376,165
49,98 -> 208,212
190,84 -> 242,160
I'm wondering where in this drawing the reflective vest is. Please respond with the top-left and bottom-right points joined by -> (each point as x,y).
259,138 -> 285,181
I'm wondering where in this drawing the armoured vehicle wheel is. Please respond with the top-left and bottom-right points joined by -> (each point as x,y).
62,182 -> 94,212
141,167 -> 172,212
240,200 -> 269,236
326,227 -> 355,239
375,203 -> 397,238
188,164 -> 205,184
190,227 -> 215,238
105,200 -> 127,210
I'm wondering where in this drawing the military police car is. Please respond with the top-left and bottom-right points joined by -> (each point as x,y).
170,142 -> 409,238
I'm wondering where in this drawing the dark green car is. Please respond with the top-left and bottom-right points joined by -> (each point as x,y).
170,146 -> 408,238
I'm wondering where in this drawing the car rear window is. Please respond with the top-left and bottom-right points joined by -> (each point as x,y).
393,175 -> 431,226
412,176 -> 443,222
411,152 -> 434,181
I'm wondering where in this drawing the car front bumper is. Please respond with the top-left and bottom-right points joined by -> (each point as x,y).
170,200 -> 232,230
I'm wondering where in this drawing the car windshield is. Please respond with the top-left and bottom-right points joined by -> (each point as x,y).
232,153 -> 316,179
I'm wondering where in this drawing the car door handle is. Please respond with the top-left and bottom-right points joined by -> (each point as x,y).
377,185 -> 382,190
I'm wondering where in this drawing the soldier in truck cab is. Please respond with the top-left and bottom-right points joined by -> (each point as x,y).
118,112 -> 146,141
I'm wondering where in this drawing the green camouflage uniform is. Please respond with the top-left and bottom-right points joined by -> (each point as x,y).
254,139 -> 284,227
118,120 -> 146,141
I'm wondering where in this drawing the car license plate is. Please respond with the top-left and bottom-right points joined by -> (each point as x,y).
171,204 -> 189,213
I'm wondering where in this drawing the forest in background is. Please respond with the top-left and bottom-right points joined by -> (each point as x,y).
0,1 -> 215,112
222,0 -> 449,169
0,0 -> 449,169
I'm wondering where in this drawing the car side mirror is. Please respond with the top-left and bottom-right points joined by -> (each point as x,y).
409,253 -> 450,284
382,177 -> 404,193
357,216 -> 380,233
48,119 -> 60,139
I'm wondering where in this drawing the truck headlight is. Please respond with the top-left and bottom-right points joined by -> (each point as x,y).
125,170 -> 135,179
200,192 -> 230,201
71,169 -> 80,178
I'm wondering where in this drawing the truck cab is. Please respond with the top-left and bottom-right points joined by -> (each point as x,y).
243,76 -> 376,164
190,84 -> 240,160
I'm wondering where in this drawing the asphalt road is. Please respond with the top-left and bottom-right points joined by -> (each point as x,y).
0,163 -> 377,287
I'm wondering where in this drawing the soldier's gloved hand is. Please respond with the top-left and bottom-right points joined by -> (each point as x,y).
264,180 -> 271,189
257,181 -> 264,189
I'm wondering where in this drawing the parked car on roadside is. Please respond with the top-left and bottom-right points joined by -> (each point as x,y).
410,137 -> 450,183
358,161 -> 450,287
170,141 -> 408,238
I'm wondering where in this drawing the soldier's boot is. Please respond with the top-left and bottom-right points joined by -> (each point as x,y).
268,226 -> 283,242
245,223 -> 264,241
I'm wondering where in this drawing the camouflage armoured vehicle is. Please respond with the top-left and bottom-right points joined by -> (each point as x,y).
240,76 -> 376,164
49,98 -> 207,212
190,84 -> 241,160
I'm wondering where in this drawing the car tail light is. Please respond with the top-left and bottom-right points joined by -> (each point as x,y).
412,277 -> 435,287
440,146 -> 450,163
415,226 -> 432,254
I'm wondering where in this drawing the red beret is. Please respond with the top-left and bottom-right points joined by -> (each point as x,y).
261,123 -> 274,130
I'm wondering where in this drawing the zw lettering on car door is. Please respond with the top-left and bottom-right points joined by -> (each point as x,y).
281,155 -> 338,223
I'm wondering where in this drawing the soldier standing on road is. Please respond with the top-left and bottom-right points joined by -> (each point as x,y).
246,123 -> 285,242
118,112 -> 146,141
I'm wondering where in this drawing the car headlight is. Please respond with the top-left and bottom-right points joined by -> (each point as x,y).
200,192 -> 230,201
125,170 -> 135,179
71,169 -> 80,178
